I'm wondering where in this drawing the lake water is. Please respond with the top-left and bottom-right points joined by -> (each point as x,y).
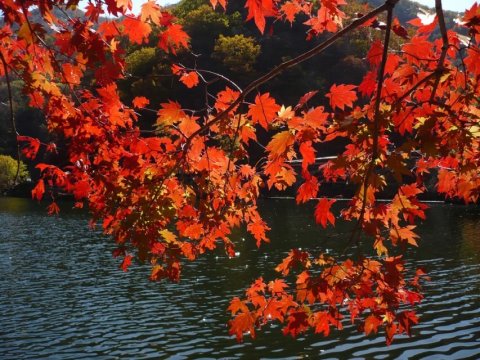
1,197 -> 480,359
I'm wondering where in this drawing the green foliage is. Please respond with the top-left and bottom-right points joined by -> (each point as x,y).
182,5 -> 231,34
0,155 -> 29,193
213,34 -> 261,73
125,47 -> 158,76
172,0 -> 211,19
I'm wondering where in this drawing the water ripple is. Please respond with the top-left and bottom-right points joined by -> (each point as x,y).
1,198 -> 480,359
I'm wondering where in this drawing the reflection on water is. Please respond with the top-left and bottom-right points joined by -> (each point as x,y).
0,197 -> 479,359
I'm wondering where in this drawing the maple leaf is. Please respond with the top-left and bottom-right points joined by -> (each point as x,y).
313,311 -> 331,336
158,24 -> 189,54
247,219 -> 270,246
210,0 -> 227,10
268,279 -> 288,294
17,136 -> 41,160
62,63 -> 82,85
464,48 -> 480,76
245,0 -> 277,34
215,87 -> 240,112
228,297 -> 250,315
282,2 -> 299,24
359,70 -> 377,97
157,100 -> 186,125
120,254 -> 133,272
397,311 -> 418,336
229,312 -> 256,341
140,1 -> 162,25
248,93 -> 280,129
122,16 -> 151,44
366,40 -> 383,67
326,84 -> 357,111
266,131 -> 294,158
314,198 -> 335,228
364,315 -> 382,335
132,96 -> 149,109
31,179 -> 45,201
47,202 -> 60,215
296,176 -> 319,204
283,310 -> 310,337
392,18 -> 409,39
391,226 -> 419,246
296,90 -> 318,110
299,141 -> 316,170
115,0 -> 132,11
160,229 -> 178,244
179,71 -> 199,88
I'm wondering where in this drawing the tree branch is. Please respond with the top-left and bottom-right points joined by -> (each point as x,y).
350,2 -> 396,247
429,0 -> 449,101
0,51 -> 21,188
184,1 -> 397,148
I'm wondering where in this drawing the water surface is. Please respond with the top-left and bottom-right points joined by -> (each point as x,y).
1,197 -> 479,359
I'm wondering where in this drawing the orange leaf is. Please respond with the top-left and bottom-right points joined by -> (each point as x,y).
282,2 -> 299,24
314,198 -> 335,228
122,16 -> 151,44
47,202 -> 60,215
229,312 -> 256,341
364,315 -> 382,336
140,0 -> 162,25
210,0 -> 226,10
120,254 -> 133,272
296,176 -> 319,204
158,24 -> 189,54
245,0 -> 277,34
248,93 -> 280,129
366,40 -> 383,67
132,96 -> 149,109
266,131 -> 294,158
326,84 -> 357,111
390,225 -> 419,246
32,179 -> 45,201
157,100 -> 186,125
299,141 -> 316,170
179,71 -> 199,88
62,63 -> 82,85
247,219 -> 270,246
268,279 -> 288,294
228,297 -> 250,315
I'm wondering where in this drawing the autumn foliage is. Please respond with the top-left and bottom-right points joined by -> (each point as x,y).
1,0 -> 480,345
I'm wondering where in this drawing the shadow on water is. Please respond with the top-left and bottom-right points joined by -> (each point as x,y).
0,197 -> 479,359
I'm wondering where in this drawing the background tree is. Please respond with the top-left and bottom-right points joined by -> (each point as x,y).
0,155 -> 29,193
213,34 -> 261,73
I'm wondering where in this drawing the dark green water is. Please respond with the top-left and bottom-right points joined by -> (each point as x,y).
1,197 -> 480,359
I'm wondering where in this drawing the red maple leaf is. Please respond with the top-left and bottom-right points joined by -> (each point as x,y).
132,96 -> 149,109
122,16 -> 151,44
245,0 -> 277,34
248,92 -> 280,129
326,84 -> 357,110
314,198 -> 335,228
158,24 -> 189,54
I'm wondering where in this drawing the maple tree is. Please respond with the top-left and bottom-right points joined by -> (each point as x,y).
1,0 -> 480,345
